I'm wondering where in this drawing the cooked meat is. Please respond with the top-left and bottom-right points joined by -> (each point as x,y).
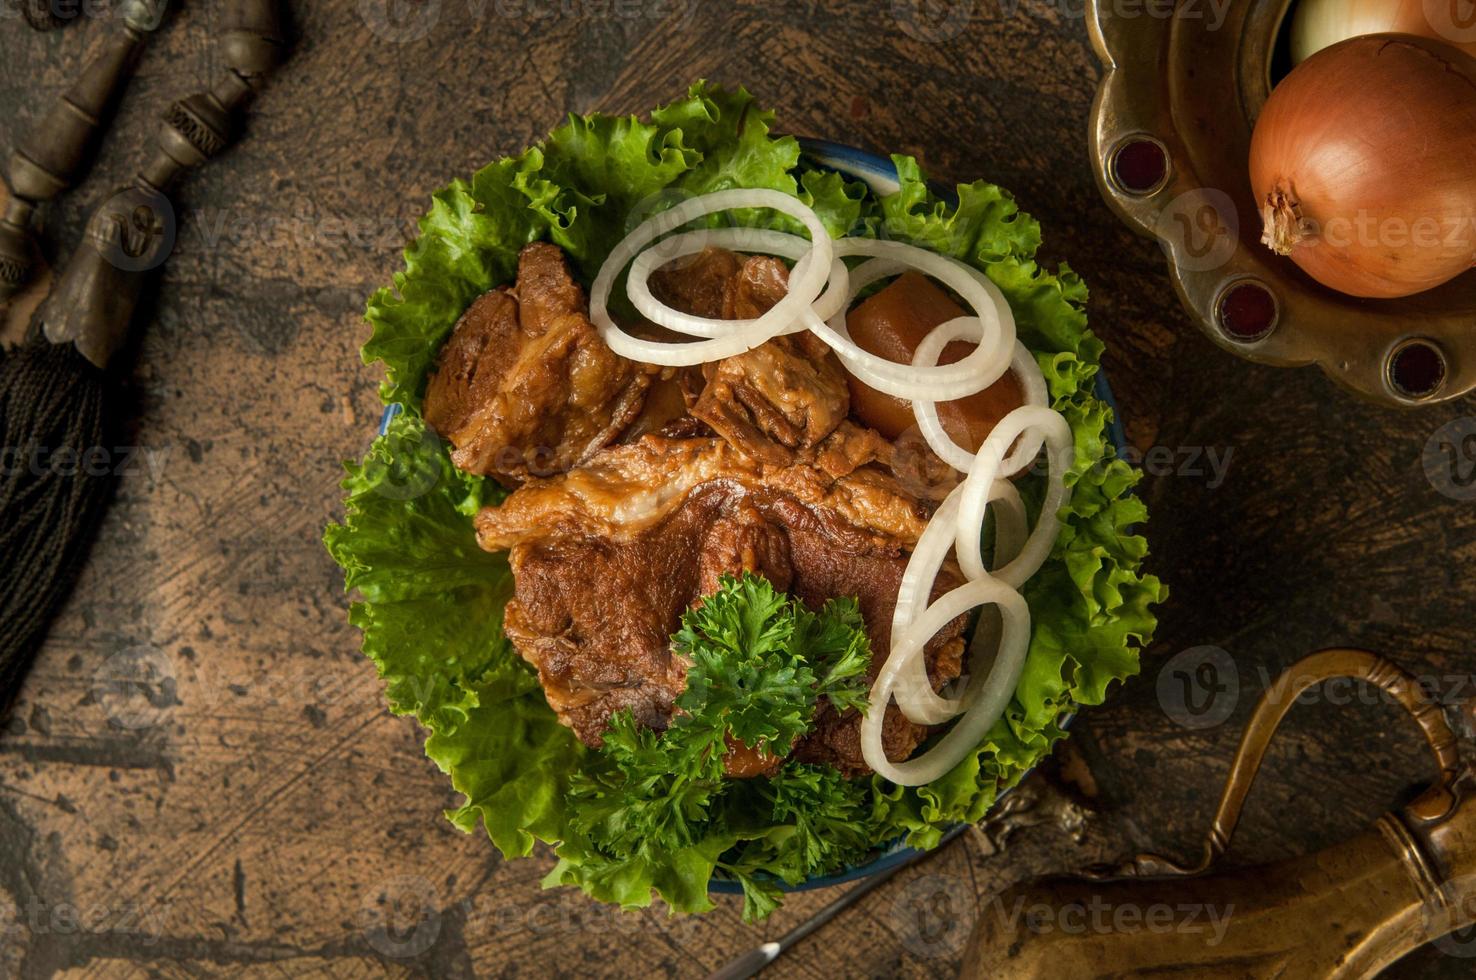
439,241 -> 980,776
648,247 -> 743,319
422,243 -> 654,485
651,247 -> 853,465
476,431 -> 930,551
691,333 -> 851,466
479,432 -> 968,771
648,246 -> 791,321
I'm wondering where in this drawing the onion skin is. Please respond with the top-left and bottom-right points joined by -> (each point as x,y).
1290,0 -> 1476,63
1250,34 -> 1476,298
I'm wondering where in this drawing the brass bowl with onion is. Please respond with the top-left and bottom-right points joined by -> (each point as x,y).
1089,0 -> 1476,404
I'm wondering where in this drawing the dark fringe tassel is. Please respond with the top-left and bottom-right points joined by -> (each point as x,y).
0,338 -> 113,718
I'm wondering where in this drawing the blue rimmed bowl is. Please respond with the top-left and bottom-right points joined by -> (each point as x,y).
378,139 -> 1129,893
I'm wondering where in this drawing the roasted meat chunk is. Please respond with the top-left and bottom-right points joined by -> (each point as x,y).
691,333 -> 851,467
422,243 -> 654,485
477,433 -> 969,772
651,247 -> 852,465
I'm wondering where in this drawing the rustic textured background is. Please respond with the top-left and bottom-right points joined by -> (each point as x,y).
2,1 -> 1474,977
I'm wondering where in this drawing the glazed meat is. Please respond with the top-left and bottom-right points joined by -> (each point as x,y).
477,432 -> 969,772
651,248 -> 852,465
691,333 -> 852,467
648,246 -> 786,321
422,243 -> 654,485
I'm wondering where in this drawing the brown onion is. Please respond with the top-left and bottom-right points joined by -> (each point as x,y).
1250,34 -> 1476,299
1290,0 -> 1476,63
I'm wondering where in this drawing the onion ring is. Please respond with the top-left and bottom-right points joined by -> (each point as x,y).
626,227 -> 851,337
861,578 -> 1031,784
590,189 -> 835,366
955,406 -> 1073,589
912,337 -> 1048,474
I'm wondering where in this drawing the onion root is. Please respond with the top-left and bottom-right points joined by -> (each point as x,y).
1260,186 -> 1306,256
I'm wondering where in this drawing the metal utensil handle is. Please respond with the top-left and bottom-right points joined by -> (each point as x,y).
1133,648 -> 1463,876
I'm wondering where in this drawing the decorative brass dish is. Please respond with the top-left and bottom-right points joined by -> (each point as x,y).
1087,0 -> 1476,405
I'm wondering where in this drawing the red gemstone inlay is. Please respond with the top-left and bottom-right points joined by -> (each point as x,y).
1389,341 -> 1446,398
1217,281 -> 1277,342
1111,138 -> 1168,194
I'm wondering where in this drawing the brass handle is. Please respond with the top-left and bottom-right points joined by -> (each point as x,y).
1111,648 -> 1463,877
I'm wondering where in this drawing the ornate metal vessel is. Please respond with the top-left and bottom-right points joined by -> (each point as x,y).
1088,0 -> 1476,405
961,649 -> 1476,977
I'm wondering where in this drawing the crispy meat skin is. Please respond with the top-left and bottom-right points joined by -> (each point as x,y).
481,433 -> 968,771
652,248 -> 852,466
422,243 -> 653,486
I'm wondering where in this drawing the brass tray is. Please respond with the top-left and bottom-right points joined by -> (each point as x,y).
1087,0 -> 1476,405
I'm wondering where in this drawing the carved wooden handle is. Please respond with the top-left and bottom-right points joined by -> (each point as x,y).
1111,648 -> 1463,877
0,1 -> 172,301
36,0 -> 287,369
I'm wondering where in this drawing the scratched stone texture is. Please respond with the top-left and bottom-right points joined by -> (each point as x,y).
0,1 -> 1474,978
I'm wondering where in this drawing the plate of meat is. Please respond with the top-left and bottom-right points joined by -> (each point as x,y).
326,82 -> 1164,919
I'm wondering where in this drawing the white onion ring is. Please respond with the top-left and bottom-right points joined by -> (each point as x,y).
798,241 -> 1018,401
626,228 -> 851,337
590,189 -> 835,366
890,479 -> 1027,726
912,337 -> 1048,474
954,406 -> 1074,590
861,578 -> 1031,784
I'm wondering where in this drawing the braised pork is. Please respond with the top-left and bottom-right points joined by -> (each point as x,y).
422,243 -> 654,486
651,248 -> 853,466
430,241 -> 978,775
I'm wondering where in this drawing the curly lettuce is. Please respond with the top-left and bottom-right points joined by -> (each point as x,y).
325,81 -> 1164,918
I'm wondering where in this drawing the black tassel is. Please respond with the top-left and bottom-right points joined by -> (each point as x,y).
0,338 -> 113,718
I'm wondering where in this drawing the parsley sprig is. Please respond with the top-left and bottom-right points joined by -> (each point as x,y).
563,572 -> 873,917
